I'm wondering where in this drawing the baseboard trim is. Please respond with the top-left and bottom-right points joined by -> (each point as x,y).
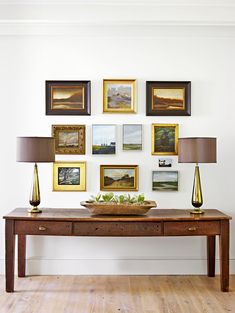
0,258 -> 235,275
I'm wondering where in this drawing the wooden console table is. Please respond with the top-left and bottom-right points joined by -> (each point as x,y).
4,208 -> 231,292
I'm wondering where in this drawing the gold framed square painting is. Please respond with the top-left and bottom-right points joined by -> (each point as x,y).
52,125 -> 86,155
152,124 -> 179,155
100,165 -> 138,191
103,79 -> 136,113
53,161 -> 86,191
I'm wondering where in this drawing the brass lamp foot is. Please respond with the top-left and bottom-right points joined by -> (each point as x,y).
28,207 -> 42,214
190,208 -> 204,214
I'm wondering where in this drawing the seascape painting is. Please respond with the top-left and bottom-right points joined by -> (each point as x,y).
152,88 -> 185,111
152,171 -> 178,191
51,86 -> 85,110
123,124 -> 142,151
58,167 -> 80,185
92,125 -> 116,154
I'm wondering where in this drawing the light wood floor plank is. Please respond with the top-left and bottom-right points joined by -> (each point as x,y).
0,275 -> 235,313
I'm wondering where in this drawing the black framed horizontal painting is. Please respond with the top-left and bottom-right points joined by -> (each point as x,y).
46,80 -> 91,115
146,81 -> 191,116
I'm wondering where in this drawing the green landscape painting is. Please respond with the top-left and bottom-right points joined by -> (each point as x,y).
152,171 -> 178,191
104,168 -> 135,189
155,126 -> 176,153
123,124 -> 142,150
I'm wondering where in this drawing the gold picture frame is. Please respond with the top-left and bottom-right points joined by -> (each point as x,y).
100,165 -> 138,191
152,124 -> 179,155
53,161 -> 86,191
103,79 -> 136,113
52,125 -> 86,155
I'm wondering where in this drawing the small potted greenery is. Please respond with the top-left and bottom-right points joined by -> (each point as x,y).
80,193 -> 157,215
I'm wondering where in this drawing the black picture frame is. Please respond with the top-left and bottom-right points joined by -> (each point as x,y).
146,81 -> 191,116
46,80 -> 91,115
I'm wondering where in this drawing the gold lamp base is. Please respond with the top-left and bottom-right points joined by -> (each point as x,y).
191,164 -> 204,215
29,163 -> 42,214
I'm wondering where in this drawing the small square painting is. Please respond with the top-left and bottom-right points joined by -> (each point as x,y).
103,79 -> 136,113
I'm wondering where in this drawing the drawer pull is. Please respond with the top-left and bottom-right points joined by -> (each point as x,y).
38,226 -> 47,231
188,227 -> 197,231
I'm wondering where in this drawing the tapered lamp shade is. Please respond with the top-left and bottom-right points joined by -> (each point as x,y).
178,137 -> 217,163
17,137 -> 55,163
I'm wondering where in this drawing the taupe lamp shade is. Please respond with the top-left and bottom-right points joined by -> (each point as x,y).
178,137 -> 217,163
17,137 -> 55,163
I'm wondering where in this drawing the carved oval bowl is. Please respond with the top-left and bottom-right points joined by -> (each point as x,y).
80,201 -> 157,216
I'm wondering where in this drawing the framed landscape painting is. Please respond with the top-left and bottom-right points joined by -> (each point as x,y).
103,79 -> 136,113
53,161 -> 86,191
100,165 -> 138,191
146,81 -> 191,116
92,124 -> 116,155
152,124 -> 178,155
123,124 -> 142,151
152,171 -> 178,191
52,125 -> 86,155
46,80 -> 91,115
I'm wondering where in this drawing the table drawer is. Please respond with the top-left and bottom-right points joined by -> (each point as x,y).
73,222 -> 162,236
164,221 -> 220,236
15,221 -> 72,235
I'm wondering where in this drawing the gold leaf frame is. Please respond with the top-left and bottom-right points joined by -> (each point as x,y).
152,123 -> 179,155
103,79 -> 136,113
100,165 -> 138,191
53,161 -> 86,191
52,125 -> 86,155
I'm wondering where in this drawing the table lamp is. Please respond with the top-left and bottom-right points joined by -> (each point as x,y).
17,137 -> 55,213
178,137 -> 217,214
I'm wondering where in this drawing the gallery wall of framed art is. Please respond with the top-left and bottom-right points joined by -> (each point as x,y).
48,79 -> 188,195
6,28 -> 228,276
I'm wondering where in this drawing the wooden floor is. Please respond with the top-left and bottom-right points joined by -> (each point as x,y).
0,275 -> 235,313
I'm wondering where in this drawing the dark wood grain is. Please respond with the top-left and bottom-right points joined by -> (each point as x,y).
220,220 -> 230,292
18,235 -> 26,277
5,220 -> 15,292
164,221 -> 220,236
207,236 -> 216,277
3,208 -> 232,221
73,221 -> 162,236
15,221 -> 72,235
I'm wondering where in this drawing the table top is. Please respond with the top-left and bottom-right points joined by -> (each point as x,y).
3,208 -> 232,222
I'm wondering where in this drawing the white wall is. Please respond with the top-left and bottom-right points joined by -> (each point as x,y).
0,1 -> 235,275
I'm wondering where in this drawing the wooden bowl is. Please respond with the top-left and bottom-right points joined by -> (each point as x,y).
80,201 -> 157,216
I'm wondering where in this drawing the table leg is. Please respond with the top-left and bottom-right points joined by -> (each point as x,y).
5,220 -> 15,292
207,236 -> 215,277
219,220 -> 230,292
18,235 -> 26,277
